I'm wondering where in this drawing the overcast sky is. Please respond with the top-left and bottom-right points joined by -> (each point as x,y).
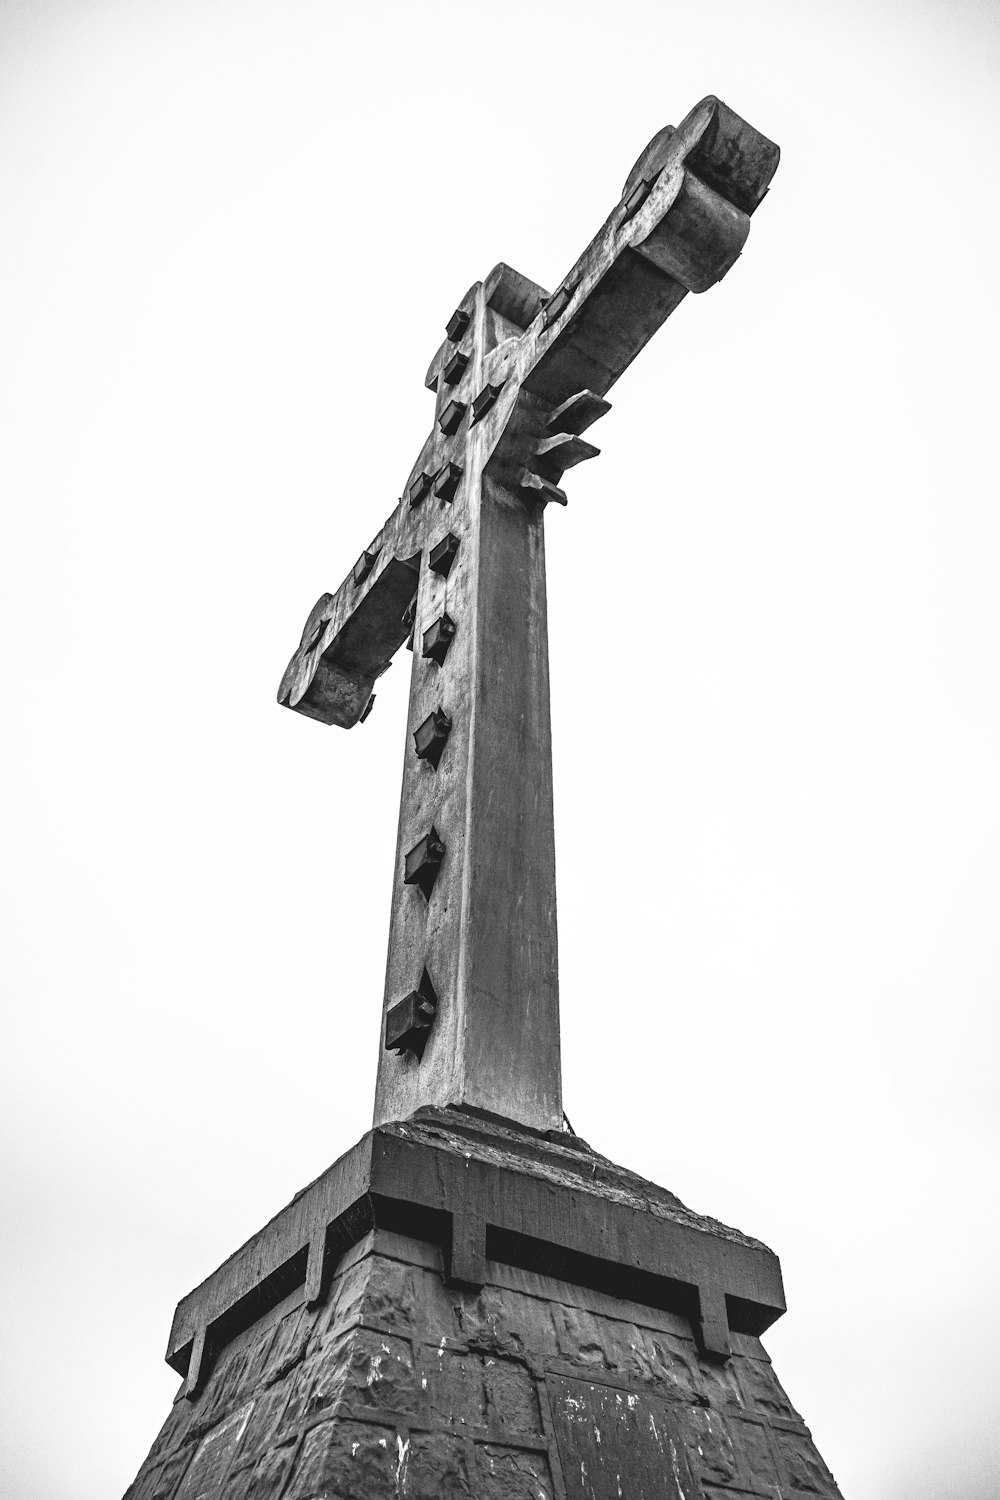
2,2 -> 998,1497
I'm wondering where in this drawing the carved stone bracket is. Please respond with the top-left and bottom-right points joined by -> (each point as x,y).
166,1110 -> 786,1399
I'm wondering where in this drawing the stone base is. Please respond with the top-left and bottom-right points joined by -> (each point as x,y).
126,1112 -> 843,1498
128,1230 -> 841,1499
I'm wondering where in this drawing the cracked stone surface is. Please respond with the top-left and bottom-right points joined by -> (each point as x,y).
126,1228 -> 842,1500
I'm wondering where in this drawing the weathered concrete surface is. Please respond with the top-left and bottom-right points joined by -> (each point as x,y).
126,1227 -> 842,1500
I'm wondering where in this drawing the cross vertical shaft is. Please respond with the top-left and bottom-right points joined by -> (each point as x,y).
376,280 -> 561,1130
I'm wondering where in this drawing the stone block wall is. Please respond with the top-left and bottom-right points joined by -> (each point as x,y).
126,1229 -> 842,1499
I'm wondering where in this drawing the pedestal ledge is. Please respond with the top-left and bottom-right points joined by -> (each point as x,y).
167,1108 -> 785,1398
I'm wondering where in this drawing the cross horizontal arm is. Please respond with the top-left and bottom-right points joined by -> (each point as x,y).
516,95 -> 778,406
276,501 -> 424,727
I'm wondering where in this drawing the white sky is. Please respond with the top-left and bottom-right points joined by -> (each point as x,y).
1,2 -> 998,1496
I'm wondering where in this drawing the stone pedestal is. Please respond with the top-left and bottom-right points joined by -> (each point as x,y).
126,1111 -> 843,1499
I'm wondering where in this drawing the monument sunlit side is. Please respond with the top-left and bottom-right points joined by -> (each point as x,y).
126,97 -> 844,1500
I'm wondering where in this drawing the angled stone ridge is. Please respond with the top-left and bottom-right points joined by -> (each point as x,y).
165,1108 -> 785,1408
395,1105 -> 772,1252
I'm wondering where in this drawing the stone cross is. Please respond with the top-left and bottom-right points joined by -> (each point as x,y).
278,96 -> 778,1134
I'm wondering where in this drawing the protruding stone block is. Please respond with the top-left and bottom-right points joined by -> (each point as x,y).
695,1283 -> 732,1362
438,400 -> 467,436
433,462 -> 463,502
445,307 -> 470,342
408,470 -> 435,508
385,969 -> 438,1057
428,532 -> 460,578
543,281 -> 578,328
471,383 -> 503,423
403,827 -> 445,899
413,707 -> 452,769
352,545 -> 380,588
442,350 -> 469,385
421,612 -> 456,665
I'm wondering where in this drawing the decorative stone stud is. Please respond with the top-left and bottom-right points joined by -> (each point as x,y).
408,471 -> 435,508
543,281 -> 578,328
401,592 -> 418,651
353,545 -> 380,588
433,462 -> 463,502
622,175 -> 653,219
446,307 -> 470,342
413,707 -> 452,769
438,400 -> 467,436
308,617 -> 331,653
421,612 -> 456,666
471,383 -> 503,424
384,967 -> 438,1057
404,827 -> 445,900
428,532 -> 460,578
442,350 -> 469,386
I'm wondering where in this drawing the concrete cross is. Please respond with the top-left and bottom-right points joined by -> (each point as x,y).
278,96 -> 779,1134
